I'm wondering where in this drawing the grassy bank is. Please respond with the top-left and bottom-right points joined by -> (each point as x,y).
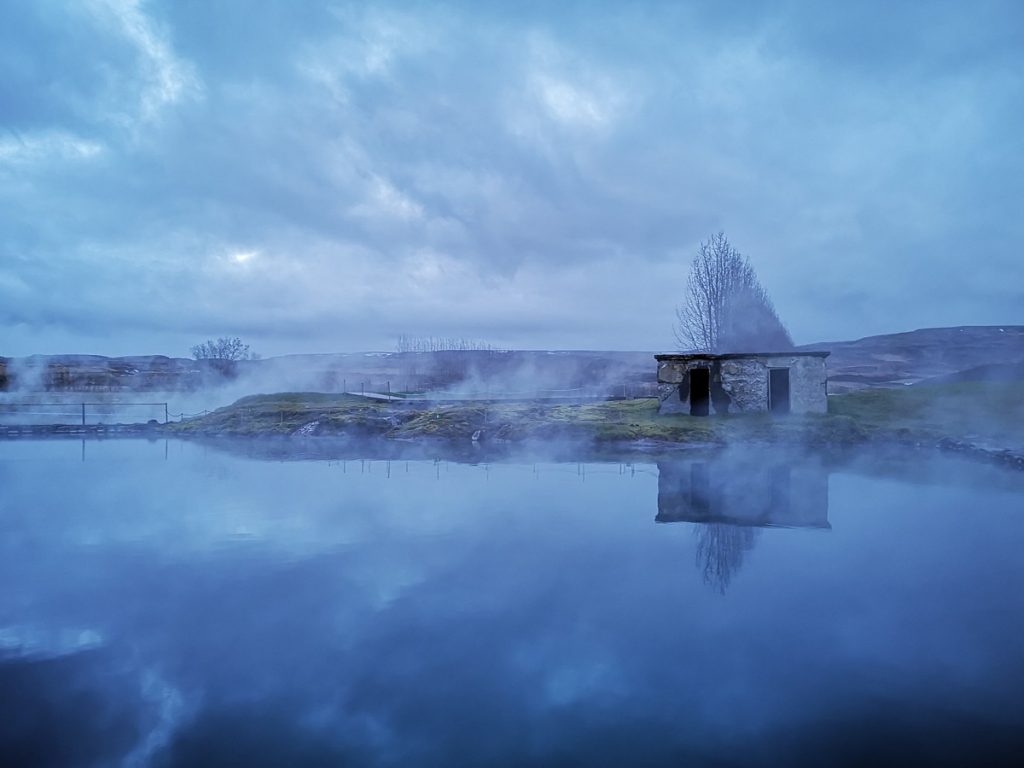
829,381 -> 1024,450
161,380 -> 1024,457
161,394 -> 835,446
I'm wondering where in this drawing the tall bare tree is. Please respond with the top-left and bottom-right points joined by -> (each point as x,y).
675,232 -> 793,353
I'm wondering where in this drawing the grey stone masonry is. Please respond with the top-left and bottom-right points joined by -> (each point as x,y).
655,352 -> 829,416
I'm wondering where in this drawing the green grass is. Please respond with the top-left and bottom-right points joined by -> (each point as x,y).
166,381 -> 1024,451
169,392 -> 395,436
828,381 -> 1024,448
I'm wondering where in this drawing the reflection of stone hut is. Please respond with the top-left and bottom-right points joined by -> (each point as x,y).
655,352 -> 829,416
656,459 -> 830,529
656,456 -> 829,593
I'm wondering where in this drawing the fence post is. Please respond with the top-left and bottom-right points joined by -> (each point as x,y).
81,403 -> 86,426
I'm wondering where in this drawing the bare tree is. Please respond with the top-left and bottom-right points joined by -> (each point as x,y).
191,337 -> 259,362
675,232 -> 793,353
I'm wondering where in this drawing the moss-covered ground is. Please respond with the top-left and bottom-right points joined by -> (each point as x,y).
828,381 -> 1024,449
162,381 -> 1024,454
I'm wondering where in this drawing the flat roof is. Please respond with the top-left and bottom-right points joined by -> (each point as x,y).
655,351 -> 830,361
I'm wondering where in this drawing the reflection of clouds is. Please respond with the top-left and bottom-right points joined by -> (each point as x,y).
0,646 -> 165,767
124,669 -> 192,768
2,447 -> 809,764
2,443 -> 1024,765
0,631 -> 195,766
543,658 -> 625,707
0,625 -> 104,660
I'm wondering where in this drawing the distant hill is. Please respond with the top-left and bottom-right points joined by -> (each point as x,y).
800,326 -> 1024,393
0,350 -> 658,397
3,326 -> 1022,396
913,361 -> 1024,387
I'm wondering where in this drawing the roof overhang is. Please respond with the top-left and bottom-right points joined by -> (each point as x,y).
655,351 -> 830,361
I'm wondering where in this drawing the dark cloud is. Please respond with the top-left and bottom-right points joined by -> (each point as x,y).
1,0 -> 1022,356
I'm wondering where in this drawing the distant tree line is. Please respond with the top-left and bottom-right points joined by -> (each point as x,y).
395,335 -> 499,353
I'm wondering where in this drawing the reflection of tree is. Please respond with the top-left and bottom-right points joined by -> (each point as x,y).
695,524 -> 760,594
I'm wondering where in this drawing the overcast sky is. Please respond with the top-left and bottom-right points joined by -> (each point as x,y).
2,0 -> 1022,357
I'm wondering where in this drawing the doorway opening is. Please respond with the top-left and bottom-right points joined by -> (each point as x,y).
768,368 -> 791,414
690,367 -> 711,416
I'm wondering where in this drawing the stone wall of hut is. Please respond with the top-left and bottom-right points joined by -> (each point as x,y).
656,354 -> 828,415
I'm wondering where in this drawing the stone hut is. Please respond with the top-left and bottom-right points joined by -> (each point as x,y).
655,351 -> 829,416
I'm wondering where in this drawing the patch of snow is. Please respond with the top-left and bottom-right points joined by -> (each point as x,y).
295,420 -> 320,436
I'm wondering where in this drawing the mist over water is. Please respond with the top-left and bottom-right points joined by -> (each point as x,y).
1,440 -> 1023,766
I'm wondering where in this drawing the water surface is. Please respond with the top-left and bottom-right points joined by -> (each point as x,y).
2,439 -> 1023,766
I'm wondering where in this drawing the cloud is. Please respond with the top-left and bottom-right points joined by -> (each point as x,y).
0,131 -> 104,164
89,0 -> 202,123
1,0 -> 1022,356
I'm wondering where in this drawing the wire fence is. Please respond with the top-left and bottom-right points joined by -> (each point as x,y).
169,409 -> 212,421
0,401 -> 169,426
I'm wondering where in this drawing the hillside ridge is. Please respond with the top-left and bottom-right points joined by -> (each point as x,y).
2,326 -> 1022,394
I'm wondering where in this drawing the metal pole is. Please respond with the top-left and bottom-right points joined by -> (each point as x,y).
82,403 -> 86,426
164,403 -> 168,424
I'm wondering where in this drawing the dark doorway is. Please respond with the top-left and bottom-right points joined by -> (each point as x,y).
690,368 -> 711,416
769,368 -> 791,414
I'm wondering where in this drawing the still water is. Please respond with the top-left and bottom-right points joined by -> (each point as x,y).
1,439 -> 1023,767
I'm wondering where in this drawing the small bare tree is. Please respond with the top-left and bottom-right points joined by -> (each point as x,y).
191,336 -> 258,361
675,232 -> 793,353
191,337 -> 259,372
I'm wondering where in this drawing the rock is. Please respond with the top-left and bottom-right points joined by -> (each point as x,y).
658,362 -> 684,384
